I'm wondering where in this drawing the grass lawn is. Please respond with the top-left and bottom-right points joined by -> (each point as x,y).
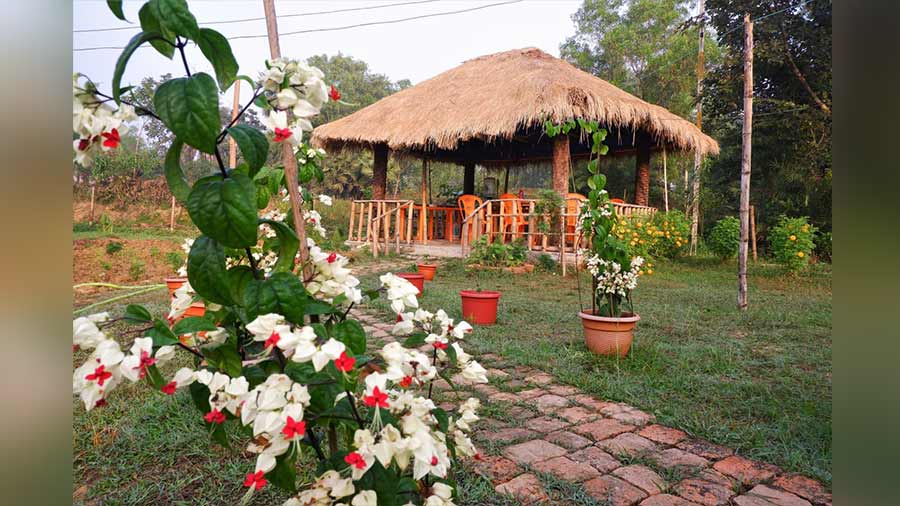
362,257 -> 832,486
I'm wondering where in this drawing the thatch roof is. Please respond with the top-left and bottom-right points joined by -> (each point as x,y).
312,48 -> 718,158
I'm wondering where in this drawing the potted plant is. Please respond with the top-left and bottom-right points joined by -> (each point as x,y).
460,287 -> 501,325
396,271 -> 425,295
416,260 -> 437,281
547,120 -> 644,356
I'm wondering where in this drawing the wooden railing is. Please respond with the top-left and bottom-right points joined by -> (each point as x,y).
366,200 -> 414,258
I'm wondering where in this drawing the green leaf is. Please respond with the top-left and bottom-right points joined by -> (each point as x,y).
432,407 -> 450,432
236,75 -> 257,88
138,2 -> 175,58
123,304 -> 152,322
107,0 -> 127,21
598,144 -> 609,155
113,32 -> 162,104
196,28 -> 238,91
259,219 -> 299,273
156,0 -> 200,40
187,173 -> 258,248
187,236 -> 234,305
268,446 -> 298,492
144,364 -> 167,389
445,342 -> 458,366
148,319 -> 179,346
202,343 -> 242,377
172,316 -> 218,335
154,73 -> 221,154
226,265 -> 255,304
255,185 -> 271,209
227,125 -> 268,175
242,364 -> 269,388
164,139 -> 191,202
402,332 -> 426,348
243,272 -> 309,324
332,320 -> 366,355
189,381 -> 211,412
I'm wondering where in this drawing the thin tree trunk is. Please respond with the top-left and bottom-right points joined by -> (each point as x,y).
662,148 -> 669,212
689,0 -> 706,255
738,14 -> 753,310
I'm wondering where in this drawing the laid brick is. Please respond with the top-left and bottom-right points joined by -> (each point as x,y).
597,433 -> 659,457
614,465 -> 667,495
713,455 -> 779,486
532,455 -> 601,482
518,388 -> 549,400
495,473 -> 550,505
525,416 -> 570,433
478,427 -> 537,444
470,455 -> 522,484
488,392 -> 520,403
546,430 -> 593,450
771,474 -> 832,505
573,394 -> 616,412
473,384 -> 500,397
583,474 -> 648,505
573,419 -> 635,441
696,468 -> 735,488
600,403 -> 655,426
526,372 -> 556,385
651,448 -> 710,470
676,439 -> 734,460
569,446 -> 623,473
547,384 -> 580,396
534,394 -> 570,412
640,494 -> 704,506
733,485 -> 811,506
487,368 -> 510,379
507,406 -> 539,420
639,424 -> 688,445
503,439 -> 567,465
559,405 -> 600,424
673,478 -> 735,506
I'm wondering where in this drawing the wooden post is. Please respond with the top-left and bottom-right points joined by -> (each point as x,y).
366,202 -> 373,247
228,83 -> 241,167
634,133 -> 651,207
552,135 -> 570,198
738,13 -> 753,310
169,195 -> 176,231
357,203 -> 365,242
347,201 -> 356,241
262,0 -> 308,265
406,202 -> 413,244
559,204 -> 566,276
89,185 -> 96,225
503,166 -> 510,193
662,148 -> 669,212
463,163 -> 475,195
420,159 -> 428,244
689,0 -> 706,255
750,204 -> 758,261
373,143 -> 388,200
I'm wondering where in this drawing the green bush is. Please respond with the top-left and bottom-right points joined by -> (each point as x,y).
165,251 -> 184,272
814,230 -> 832,263
770,216 -> 817,272
105,241 -> 124,255
707,216 -> 741,259
536,253 -> 557,271
648,210 -> 690,258
467,236 -> 527,267
128,260 -> 146,281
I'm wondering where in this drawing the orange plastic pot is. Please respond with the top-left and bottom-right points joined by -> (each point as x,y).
460,290 -> 501,325
165,277 -> 187,298
397,272 -> 425,295
417,263 -> 437,281
578,311 -> 640,357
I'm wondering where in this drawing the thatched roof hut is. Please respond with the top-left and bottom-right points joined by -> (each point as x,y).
312,47 -> 718,206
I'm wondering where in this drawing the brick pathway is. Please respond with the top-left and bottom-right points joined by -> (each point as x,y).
349,263 -> 831,506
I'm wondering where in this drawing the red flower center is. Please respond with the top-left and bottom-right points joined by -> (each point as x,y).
282,416 -> 306,440
432,341 -> 448,350
334,351 -> 356,372
85,364 -> 112,386
363,386 -> 389,408
204,409 -> 226,424
265,331 -> 281,349
399,375 -> 413,389
78,138 -> 91,151
243,470 -> 267,490
327,252 -> 338,264
344,452 -> 367,470
431,456 -> 438,466
274,127 -> 292,142
329,85 -> 341,101
101,128 -> 120,149
161,381 -> 177,395
136,350 -> 156,379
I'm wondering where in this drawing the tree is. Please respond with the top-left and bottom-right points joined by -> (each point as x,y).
702,0 -> 831,237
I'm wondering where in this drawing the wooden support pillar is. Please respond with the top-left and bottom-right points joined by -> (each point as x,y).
552,135 -> 570,197
373,143 -> 388,200
420,159 -> 429,244
463,163 -> 475,195
634,133 -> 651,206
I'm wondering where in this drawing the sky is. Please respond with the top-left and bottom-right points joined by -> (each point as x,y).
73,0 -> 584,107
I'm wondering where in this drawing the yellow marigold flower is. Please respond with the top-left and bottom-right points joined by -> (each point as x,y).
801,225 -> 809,232
647,269 -> 653,275
638,270 -> 644,275
636,222 -> 642,228
797,251 -> 805,258
790,235 -> 796,241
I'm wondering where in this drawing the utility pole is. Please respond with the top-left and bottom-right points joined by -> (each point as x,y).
689,0 -> 705,255
738,13 -> 753,310
262,0 -> 309,264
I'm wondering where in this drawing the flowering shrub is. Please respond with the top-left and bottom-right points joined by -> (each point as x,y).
707,216 -> 741,260
73,3 -> 486,504
545,119 -> 644,317
769,216 -> 817,273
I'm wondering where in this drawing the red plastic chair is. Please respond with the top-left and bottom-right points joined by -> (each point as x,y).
498,193 -> 527,243
457,195 -> 485,243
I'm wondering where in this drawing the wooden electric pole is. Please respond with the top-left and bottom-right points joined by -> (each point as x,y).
228,84 -> 241,167
689,0 -> 705,255
262,0 -> 308,264
738,13 -> 753,310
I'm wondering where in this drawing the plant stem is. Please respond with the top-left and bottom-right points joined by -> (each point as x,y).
176,37 -> 191,77
213,147 -> 229,177
345,391 -> 365,429
177,342 -> 204,360
305,428 -> 327,461
217,87 -> 264,142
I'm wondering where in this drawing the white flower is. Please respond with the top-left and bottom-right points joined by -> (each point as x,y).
154,345 -> 176,363
318,194 -> 333,206
351,490 -> 378,506
73,316 -> 106,349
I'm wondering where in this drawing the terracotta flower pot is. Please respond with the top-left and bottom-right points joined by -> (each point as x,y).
417,263 -> 437,281
397,272 -> 425,295
460,290 -> 501,325
578,311 -> 640,357
165,276 -> 187,298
